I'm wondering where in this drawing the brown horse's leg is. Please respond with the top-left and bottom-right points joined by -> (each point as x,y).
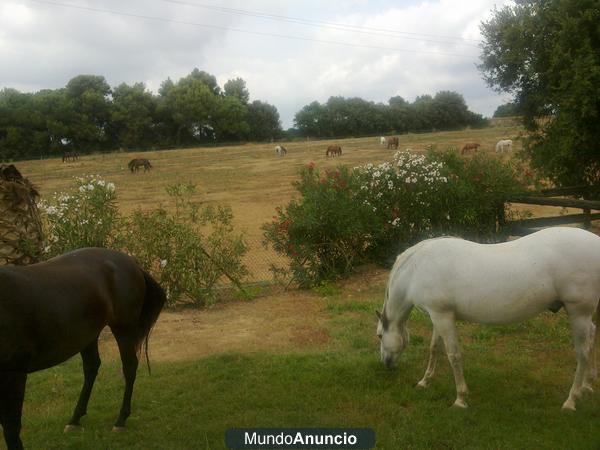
112,331 -> 140,430
0,371 -> 27,450
66,338 -> 101,430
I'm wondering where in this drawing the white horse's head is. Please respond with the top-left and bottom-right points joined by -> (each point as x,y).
376,309 -> 409,369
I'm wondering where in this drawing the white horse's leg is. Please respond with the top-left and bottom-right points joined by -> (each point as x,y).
430,313 -> 469,408
562,314 -> 594,411
582,321 -> 596,393
416,328 -> 443,388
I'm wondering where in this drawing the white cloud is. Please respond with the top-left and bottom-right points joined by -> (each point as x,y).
0,0 -> 511,127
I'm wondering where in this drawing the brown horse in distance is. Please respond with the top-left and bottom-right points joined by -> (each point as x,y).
461,143 -> 480,155
387,137 -> 399,150
128,158 -> 152,172
62,151 -> 79,163
326,145 -> 342,157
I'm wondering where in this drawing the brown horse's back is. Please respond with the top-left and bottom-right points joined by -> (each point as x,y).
0,248 -> 146,372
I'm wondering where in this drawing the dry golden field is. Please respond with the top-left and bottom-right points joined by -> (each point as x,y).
14,122 -> 585,280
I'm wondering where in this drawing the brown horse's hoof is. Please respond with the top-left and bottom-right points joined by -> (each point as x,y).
112,426 -> 126,433
64,424 -> 84,433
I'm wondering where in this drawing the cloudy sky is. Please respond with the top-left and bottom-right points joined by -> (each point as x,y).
0,0 -> 513,128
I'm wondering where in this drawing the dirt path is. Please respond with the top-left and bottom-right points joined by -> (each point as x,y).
99,289 -> 328,362
98,267 -> 388,362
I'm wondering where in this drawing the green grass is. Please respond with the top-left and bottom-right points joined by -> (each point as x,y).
17,292 -> 600,450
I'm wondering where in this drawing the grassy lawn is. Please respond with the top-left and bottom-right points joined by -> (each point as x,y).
18,279 -> 600,449
7,125 -> 600,448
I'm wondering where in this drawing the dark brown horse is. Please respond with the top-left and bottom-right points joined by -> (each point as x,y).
62,151 -> 79,163
0,248 -> 166,450
387,137 -> 399,150
326,145 -> 342,157
128,158 -> 152,173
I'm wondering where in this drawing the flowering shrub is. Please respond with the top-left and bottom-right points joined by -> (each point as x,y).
118,183 -> 248,305
263,164 -> 370,287
38,175 -> 118,256
354,151 -> 451,261
264,150 -> 525,286
433,151 -> 526,241
39,178 -> 248,306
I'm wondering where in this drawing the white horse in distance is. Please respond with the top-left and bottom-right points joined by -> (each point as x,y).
274,145 -> 287,156
495,139 -> 513,153
380,137 -> 387,146
377,227 -> 600,410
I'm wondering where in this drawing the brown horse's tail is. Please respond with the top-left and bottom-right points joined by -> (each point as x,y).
138,270 -> 167,374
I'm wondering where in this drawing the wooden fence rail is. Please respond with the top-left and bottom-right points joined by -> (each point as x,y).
505,185 -> 600,236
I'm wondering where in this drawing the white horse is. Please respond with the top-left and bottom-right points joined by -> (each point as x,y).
380,137 -> 387,146
275,145 -> 287,156
377,227 -> 600,410
495,139 -> 513,153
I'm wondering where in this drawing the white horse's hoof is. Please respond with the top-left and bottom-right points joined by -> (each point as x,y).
561,401 -> 576,412
112,426 -> 126,433
451,399 -> 468,409
64,424 -> 83,433
416,380 -> 428,389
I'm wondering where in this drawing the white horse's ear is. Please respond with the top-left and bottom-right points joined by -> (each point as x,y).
375,310 -> 382,320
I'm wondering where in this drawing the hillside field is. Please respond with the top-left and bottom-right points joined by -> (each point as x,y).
6,123 -> 600,449
16,122 -> 533,281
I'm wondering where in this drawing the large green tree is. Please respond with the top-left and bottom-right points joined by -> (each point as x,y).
247,100 -> 282,141
214,95 -> 250,140
111,82 -> 157,149
159,74 -> 218,144
480,0 -> 600,186
223,78 -> 250,104
65,75 -> 112,150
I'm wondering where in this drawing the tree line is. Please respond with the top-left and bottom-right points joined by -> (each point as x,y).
292,91 -> 488,138
0,67 -> 490,161
0,68 -> 282,160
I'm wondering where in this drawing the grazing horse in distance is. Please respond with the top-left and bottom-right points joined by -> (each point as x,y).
495,139 -> 513,154
326,145 -> 342,157
0,248 -> 166,450
379,137 -> 387,146
62,151 -> 79,163
274,145 -> 287,156
377,227 -> 600,411
128,158 -> 152,173
461,142 -> 480,155
387,137 -> 399,150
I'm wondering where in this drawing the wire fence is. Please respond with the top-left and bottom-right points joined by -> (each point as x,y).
240,237 -> 290,284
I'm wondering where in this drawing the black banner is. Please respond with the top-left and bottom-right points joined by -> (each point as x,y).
225,428 -> 375,449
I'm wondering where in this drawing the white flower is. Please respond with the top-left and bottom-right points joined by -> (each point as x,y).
160,259 -> 168,268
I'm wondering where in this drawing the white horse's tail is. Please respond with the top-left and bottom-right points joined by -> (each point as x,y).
595,298 -> 600,344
